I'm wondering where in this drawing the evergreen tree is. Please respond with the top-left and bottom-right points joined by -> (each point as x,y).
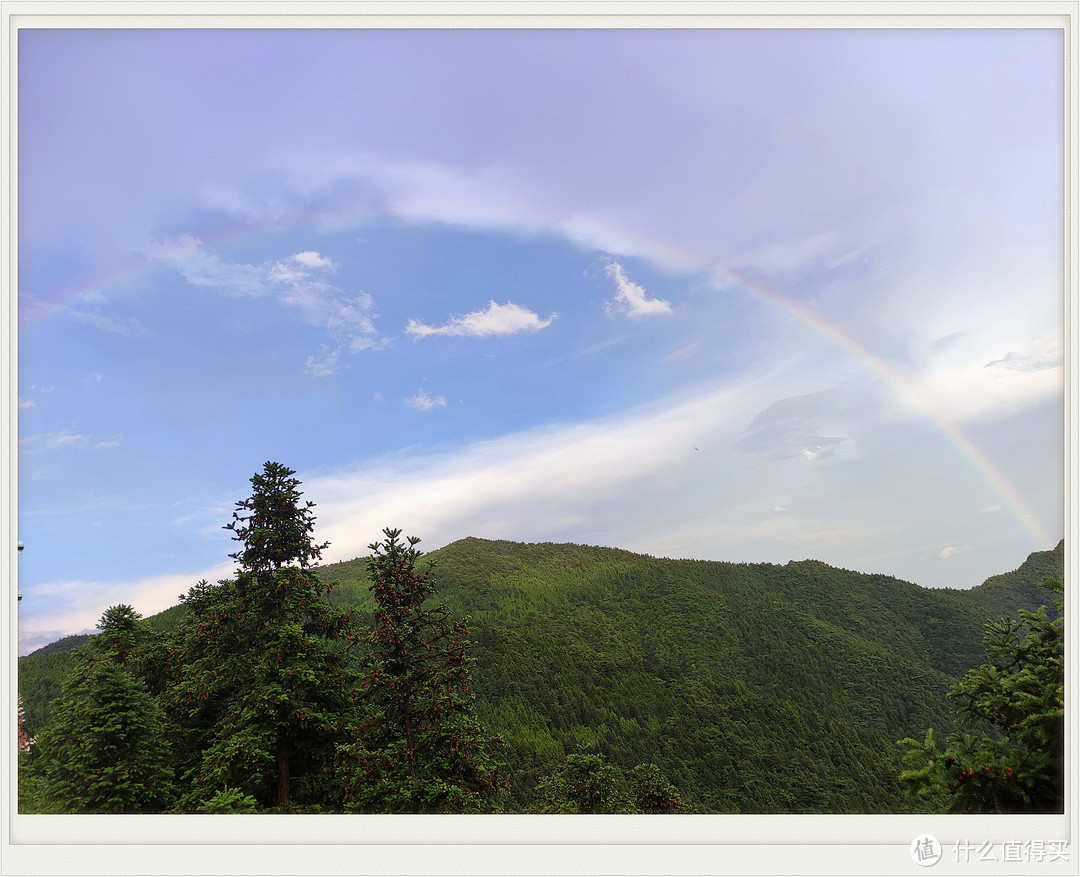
29,605 -> 176,813
898,578 -> 1064,813
164,462 -> 355,811
534,753 -> 633,813
224,460 -> 329,573
629,762 -> 684,813
336,528 -> 505,813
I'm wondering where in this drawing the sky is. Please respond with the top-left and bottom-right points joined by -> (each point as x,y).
13,26 -> 1066,655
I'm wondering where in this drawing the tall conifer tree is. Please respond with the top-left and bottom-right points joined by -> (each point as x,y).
165,462 -> 355,811
336,528 -> 505,812
30,605 -> 176,813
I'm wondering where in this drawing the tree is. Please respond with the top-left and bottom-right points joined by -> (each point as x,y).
164,462 -> 355,811
534,753 -> 634,813
336,528 -> 506,813
28,606 -> 176,813
898,578 -> 1064,813
224,460 -> 329,573
629,762 -> 684,813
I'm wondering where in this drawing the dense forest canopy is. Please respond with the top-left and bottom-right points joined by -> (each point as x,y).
18,463 -> 1064,815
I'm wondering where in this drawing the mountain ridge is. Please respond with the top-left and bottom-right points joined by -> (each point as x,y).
18,538 -> 1064,812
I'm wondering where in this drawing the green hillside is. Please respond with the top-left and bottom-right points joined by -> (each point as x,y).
18,538 -> 1063,813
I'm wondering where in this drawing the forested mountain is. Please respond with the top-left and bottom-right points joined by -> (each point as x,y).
18,536 -> 1063,813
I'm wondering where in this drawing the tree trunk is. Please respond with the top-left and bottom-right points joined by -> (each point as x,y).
277,736 -> 290,806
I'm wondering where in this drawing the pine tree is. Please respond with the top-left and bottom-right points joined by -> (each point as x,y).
224,460 -> 329,573
30,605 -> 176,813
336,528 -> 505,813
898,578 -> 1064,813
165,462 -> 355,811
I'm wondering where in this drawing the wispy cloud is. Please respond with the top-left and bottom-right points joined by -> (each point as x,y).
940,545 -> 971,559
737,380 -> 869,462
19,562 -> 235,656
148,239 -> 380,372
20,428 -> 91,450
985,344 -> 1062,373
268,253 -> 379,352
733,230 -> 847,280
148,234 -> 266,297
406,388 -> 447,410
406,301 -> 556,339
18,398 -> 37,410
307,383 -> 744,567
66,308 -> 151,338
603,259 -> 672,319
912,345 -> 1063,424
94,434 -> 122,449
303,346 -> 341,378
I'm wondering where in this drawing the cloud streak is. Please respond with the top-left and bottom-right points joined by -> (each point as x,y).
20,428 -> 91,450
406,301 -> 556,340
66,308 -> 151,338
147,238 -> 380,373
19,562 -> 235,655
307,382 -> 745,564
603,259 -> 673,319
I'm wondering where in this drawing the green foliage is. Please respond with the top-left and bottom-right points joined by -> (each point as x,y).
17,650 -> 73,739
162,462 -> 355,811
224,460 -> 329,573
532,754 -> 683,813
25,606 -> 177,813
18,525 -> 1064,815
629,762 -> 684,813
535,753 -> 634,813
335,528 -> 506,813
898,578 -> 1064,813
199,786 -> 261,813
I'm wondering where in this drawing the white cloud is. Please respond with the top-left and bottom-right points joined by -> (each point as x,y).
940,545 -> 970,559
406,389 -> 447,410
149,237 -> 380,369
148,234 -> 267,297
94,435 -> 122,449
349,335 -> 385,353
20,429 -> 91,450
291,251 -> 336,270
305,383 -> 743,565
304,346 -> 341,378
19,562 -> 235,656
354,160 -> 557,237
985,343 -> 1063,373
603,259 -> 673,319
733,230 -> 845,279
406,301 -> 556,339
66,309 -> 151,338
911,344 -> 1063,425
18,398 -> 36,410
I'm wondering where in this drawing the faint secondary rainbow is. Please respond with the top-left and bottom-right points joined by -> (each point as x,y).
22,195 -> 1058,551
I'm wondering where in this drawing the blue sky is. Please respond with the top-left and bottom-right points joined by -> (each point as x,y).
14,26 -> 1065,653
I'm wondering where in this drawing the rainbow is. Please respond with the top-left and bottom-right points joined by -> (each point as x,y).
564,220 -> 1059,552
728,266 -> 1056,549
21,198 -> 1059,551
